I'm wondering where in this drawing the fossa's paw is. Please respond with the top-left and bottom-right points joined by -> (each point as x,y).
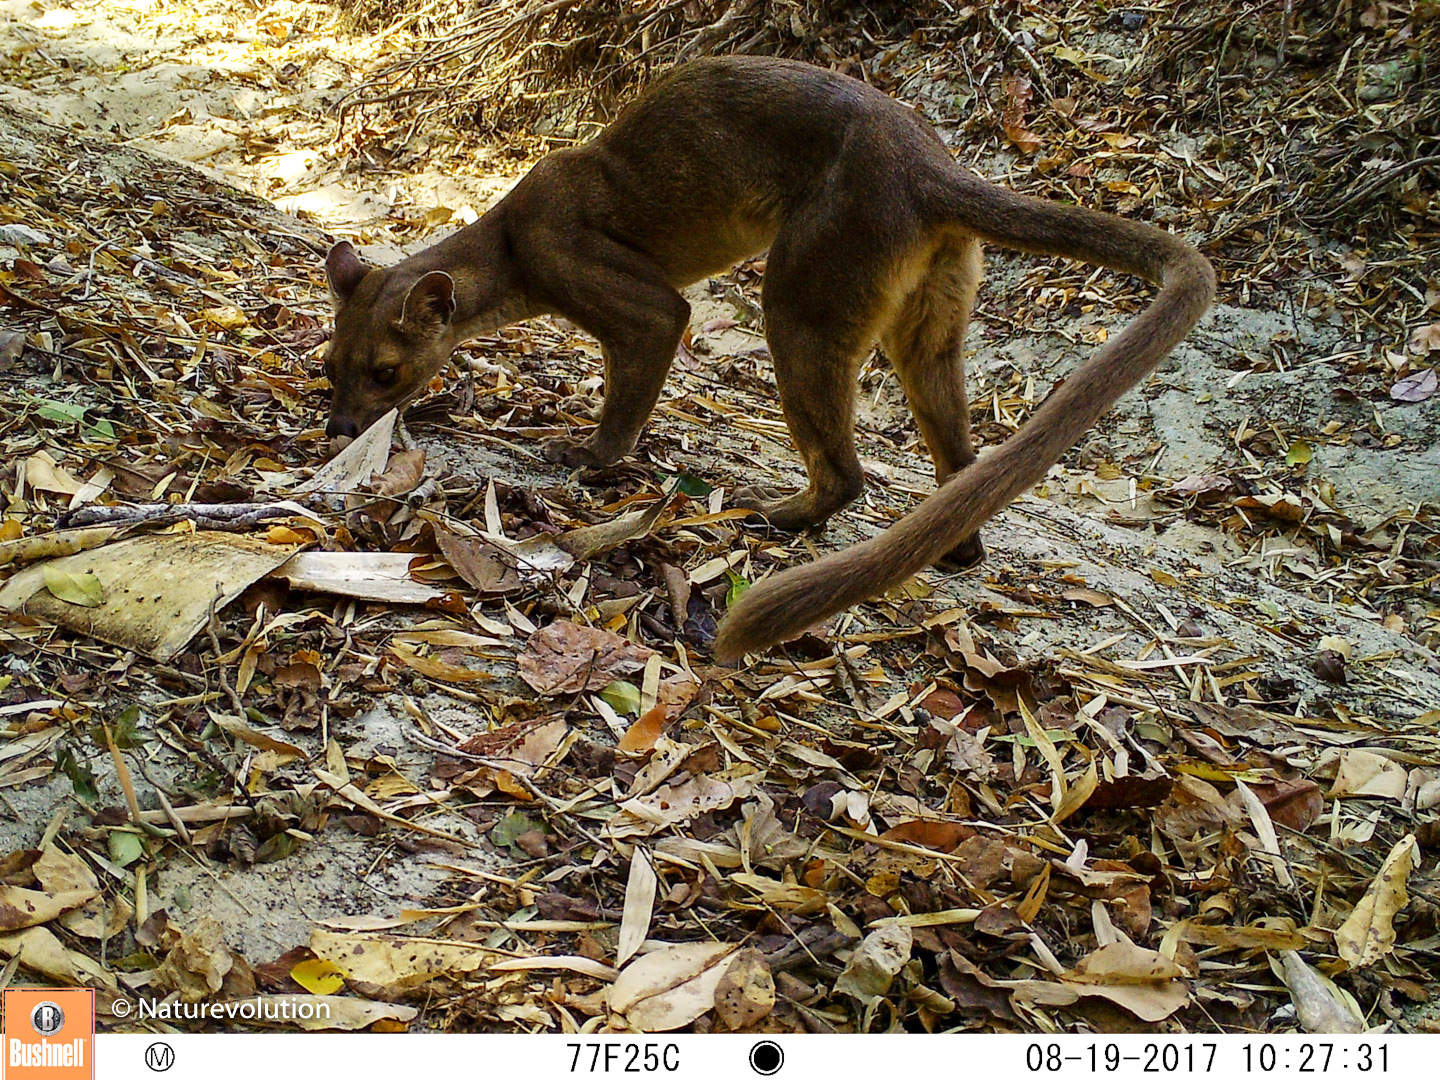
556,393 -> 603,421
731,483 -> 785,510
732,484 -> 824,532
938,531 -> 986,571
540,435 -> 620,470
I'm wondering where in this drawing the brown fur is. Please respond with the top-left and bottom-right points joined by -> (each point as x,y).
322,57 -> 1215,662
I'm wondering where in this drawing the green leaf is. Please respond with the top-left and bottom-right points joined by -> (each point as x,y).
42,564 -> 104,606
490,811 -> 543,853
725,569 -> 749,608
663,472 -> 712,497
37,400 -> 88,425
1285,439 -> 1313,466
86,419 -> 116,440
600,679 -> 642,715
255,832 -> 300,862
108,830 -> 145,867
112,951 -> 161,972
56,745 -> 97,805
112,705 -> 144,749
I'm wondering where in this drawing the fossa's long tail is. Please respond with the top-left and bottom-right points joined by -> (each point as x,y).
714,171 -> 1215,662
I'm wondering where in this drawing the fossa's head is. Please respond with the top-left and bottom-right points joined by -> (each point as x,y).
323,242 -> 456,438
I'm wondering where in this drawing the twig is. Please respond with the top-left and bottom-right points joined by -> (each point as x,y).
1321,155 -> 1440,220
986,7 -> 1055,101
61,501 -> 315,530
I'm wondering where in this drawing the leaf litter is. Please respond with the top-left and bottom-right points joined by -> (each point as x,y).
0,0 -> 1437,1039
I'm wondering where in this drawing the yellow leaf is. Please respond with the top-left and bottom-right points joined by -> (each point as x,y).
290,957 -> 347,995
1285,439 -> 1314,466
1335,834 -> 1417,969
266,525 -> 314,545
42,564 -> 104,607
198,305 -> 248,330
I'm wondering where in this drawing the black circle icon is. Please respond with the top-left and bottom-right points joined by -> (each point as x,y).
30,1001 -> 65,1038
144,1043 -> 175,1072
749,1040 -> 784,1075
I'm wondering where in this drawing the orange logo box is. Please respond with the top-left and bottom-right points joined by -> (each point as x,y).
3,990 -> 94,1080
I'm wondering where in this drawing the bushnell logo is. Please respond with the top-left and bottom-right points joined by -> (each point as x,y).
29,1001 -> 65,1039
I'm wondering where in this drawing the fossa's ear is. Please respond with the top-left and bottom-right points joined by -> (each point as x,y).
325,241 -> 369,304
397,270 -> 456,331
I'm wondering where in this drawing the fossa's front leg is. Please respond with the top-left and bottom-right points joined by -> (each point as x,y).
533,239 -> 691,469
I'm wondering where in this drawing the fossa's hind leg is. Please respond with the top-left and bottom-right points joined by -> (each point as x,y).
731,217 -> 877,531
732,307 -> 869,530
881,235 -> 987,568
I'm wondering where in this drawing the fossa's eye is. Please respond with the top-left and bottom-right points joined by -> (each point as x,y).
373,366 -> 398,386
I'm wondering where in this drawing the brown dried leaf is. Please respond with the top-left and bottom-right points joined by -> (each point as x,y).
1062,587 -> 1114,607
608,941 -> 738,1032
1169,473 -> 1234,501
388,641 -> 491,683
367,448 -> 426,498
1335,833 -> 1417,969
1327,749 -> 1408,800
834,923 -> 912,1005
434,527 -> 522,596
713,948 -> 774,1029
617,852 -> 657,967
1245,778 -> 1324,832
878,819 -> 976,853
1087,772 -> 1174,810
618,704 -> 668,754
517,621 -> 656,695
1407,322 -> 1440,354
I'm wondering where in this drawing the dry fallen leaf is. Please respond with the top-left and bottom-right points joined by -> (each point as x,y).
517,620 -> 656,695
554,489 -> 676,560
1389,367 -> 1437,402
878,819 -> 976,852
713,948 -> 775,1029
1407,322 -> 1440,354
618,704 -> 669,754
1169,473 -> 1234,501
23,451 -> 84,496
389,641 -> 491,682
834,923 -> 913,1005
367,448 -> 427,498
435,527 -> 523,596
607,941 -> 738,1032
606,765 -> 764,839
1059,937 -> 1190,1021
1335,833 -> 1417,970
1326,748 -> 1408,800
1274,951 -> 1364,1034
310,928 -> 498,988
617,851 -> 657,967
1062,587 -> 1114,607
0,880 -> 101,931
